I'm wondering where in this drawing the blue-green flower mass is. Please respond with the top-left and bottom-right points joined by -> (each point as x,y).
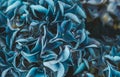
0,0 -> 120,77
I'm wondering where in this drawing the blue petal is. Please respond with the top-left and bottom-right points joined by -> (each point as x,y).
63,31 -> 75,42
57,63 -> 65,77
45,0 -> 54,12
110,46 -> 117,56
65,13 -> 81,24
61,20 -> 72,32
43,60 -> 59,72
58,45 -> 70,62
0,11 -> 7,25
45,42 -> 63,50
58,1 -> 64,16
88,48 -> 96,57
21,51 -> 39,63
41,52 -> 57,61
74,62 -> 86,75
1,67 -> 12,77
108,65 -> 120,77
31,38 -> 42,53
26,67 -> 46,77
30,5 -> 48,17
86,73 -> 94,77
8,0 -> 17,6
76,5 -> 86,18
10,30 -> 19,50
5,1 -> 22,12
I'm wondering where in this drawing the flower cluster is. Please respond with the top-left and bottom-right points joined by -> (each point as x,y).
0,0 -> 99,77
1,0 -> 120,77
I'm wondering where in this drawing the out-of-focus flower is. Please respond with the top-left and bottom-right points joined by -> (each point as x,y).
81,0 -> 120,30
